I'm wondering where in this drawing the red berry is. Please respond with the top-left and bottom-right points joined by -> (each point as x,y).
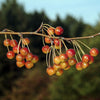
64,65 -> 71,70
46,67 -> 55,76
47,27 -> 55,35
54,56 -> 61,64
31,55 -> 39,63
60,61 -> 68,69
45,37 -> 51,44
90,48 -> 99,57
59,54 -> 68,62
82,62 -> 89,69
13,45 -> 21,53
55,45 -> 62,49
22,38 -> 30,45
25,61 -> 34,69
20,47 -> 29,56
56,69 -> 63,76
42,45 -> 50,54
16,60 -> 25,68
53,64 -> 61,71
66,49 -> 76,58
54,39 -> 60,46
10,40 -> 18,47
16,54 -> 24,62
55,26 -> 64,35
26,53 -> 33,61
76,62 -> 83,71
4,39 -> 10,46
68,58 -> 77,66
82,54 -> 90,63
7,51 -> 15,59
89,55 -> 94,64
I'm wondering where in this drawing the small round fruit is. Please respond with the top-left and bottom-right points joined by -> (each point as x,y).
16,54 -> 24,62
82,62 -> 89,69
54,39 -> 60,46
53,64 -> 61,71
10,39 -> 18,47
59,54 -> 68,62
7,51 -> 15,59
64,65 -> 71,70
82,54 -> 90,63
54,56 -> 61,64
68,58 -> 77,66
90,48 -> 99,57
20,47 -> 29,56
55,26 -> 64,35
45,37 -> 51,44
76,62 -> 83,71
31,55 -> 39,63
25,61 -> 34,69
47,27 -> 55,35
16,60 -> 25,68
42,45 -> 50,54
56,69 -> 63,76
55,45 -> 60,49
3,39 -> 10,46
60,61 -> 68,69
22,38 -> 30,45
26,53 -> 33,61
13,45 -> 21,53
66,49 -> 76,58
89,55 -> 94,64
55,45 -> 62,49
46,67 -> 55,76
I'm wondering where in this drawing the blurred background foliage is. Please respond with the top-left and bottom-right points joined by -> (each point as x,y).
0,0 -> 100,100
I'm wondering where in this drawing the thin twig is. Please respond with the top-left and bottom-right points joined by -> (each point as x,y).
0,31 -> 100,41
35,22 -> 43,32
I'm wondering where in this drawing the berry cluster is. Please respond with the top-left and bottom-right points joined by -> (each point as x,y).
76,48 -> 99,70
41,24 -> 99,76
4,36 -> 39,69
2,24 -> 99,76
42,26 -> 64,54
46,49 -> 77,76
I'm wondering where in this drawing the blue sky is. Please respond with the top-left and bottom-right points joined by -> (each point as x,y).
0,0 -> 100,25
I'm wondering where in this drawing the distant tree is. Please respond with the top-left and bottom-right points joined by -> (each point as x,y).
63,15 -> 85,37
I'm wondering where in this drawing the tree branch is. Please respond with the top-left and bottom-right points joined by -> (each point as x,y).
0,30 -> 100,41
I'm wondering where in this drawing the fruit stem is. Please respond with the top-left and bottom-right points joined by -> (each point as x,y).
43,24 -> 55,29
53,46 -> 56,57
59,39 -> 62,54
17,38 -> 21,54
77,40 -> 91,50
46,46 -> 52,67
73,40 -> 82,61
42,29 -> 46,46
35,22 -> 43,33
4,34 -> 10,51
10,34 -> 14,40
46,46 -> 51,67
26,43 -> 30,53
52,46 -> 55,64
62,40 -> 68,51
23,38 -> 31,53
71,40 -> 79,62
10,34 -> 17,47
48,47 -> 52,67
46,52 -> 49,67
43,26 -> 49,30
55,48 -> 60,56
74,40 -> 85,55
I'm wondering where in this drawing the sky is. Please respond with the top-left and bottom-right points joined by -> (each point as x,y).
0,0 -> 100,25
